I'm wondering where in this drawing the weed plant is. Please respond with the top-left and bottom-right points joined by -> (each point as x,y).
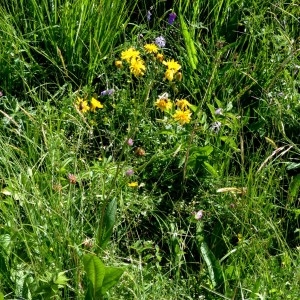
0,0 -> 299,299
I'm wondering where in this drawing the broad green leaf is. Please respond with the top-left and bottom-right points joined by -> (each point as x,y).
101,266 -> 124,295
199,241 -> 223,289
190,145 -> 214,158
83,254 -> 105,299
204,162 -> 219,177
0,292 -> 4,300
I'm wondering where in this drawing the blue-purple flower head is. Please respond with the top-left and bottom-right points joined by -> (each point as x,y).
168,12 -> 177,25
147,10 -> 152,21
100,88 -> 114,96
155,36 -> 166,48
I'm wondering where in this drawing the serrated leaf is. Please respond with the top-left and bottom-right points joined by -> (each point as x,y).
101,267 -> 124,295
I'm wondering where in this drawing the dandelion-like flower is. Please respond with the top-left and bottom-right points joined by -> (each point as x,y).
121,47 -> 140,63
173,109 -> 192,125
144,43 -> 159,54
156,53 -> 164,62
164,69 -> 176,81
176,99 -> 191,110
75,98 -> 90,113
168,12 -> 177,25
128,182 -> 138,187
155,36 -> 166,48
90,97 -> 103,112
155,98 -> 172,112
163,59 -> 181,72
130,57 -> 146,77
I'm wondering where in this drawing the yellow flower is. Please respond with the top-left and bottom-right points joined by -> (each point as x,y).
176,99 -> 191,110
155,98 -> 172,112
130,57 -> 146,77
144,43 -> 159,54
173,109 -> 192,125
121,47 -> 140,63
156,53 -> 164,62
90,97 -> 103,112
128,182 -> 138,187
115,60 -> 123,68
75,97 -> 90,113
163,59 -> 181,71
164,69 -> 176,81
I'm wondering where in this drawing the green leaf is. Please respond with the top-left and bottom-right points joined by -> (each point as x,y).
83,254 -> 105,299
190,145 -> 214,158
204,162 -> 219,177
179,14 -> 198,70
101,266 -> 124,295
99,198 -> 117,249
0,292 -> 4,300
288,174 -> 300,202
199,241 -> 223,289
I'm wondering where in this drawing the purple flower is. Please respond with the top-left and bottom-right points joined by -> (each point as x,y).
147,10 -> 152,21
100,89 -> 114,96
155,36 -> 166,48
215,108 -> 223,115
0,91 -> 3,97
127,138 -> 134,146
168,12 -> 177,25
195,210 -> 203,220
125,169 -> 134,176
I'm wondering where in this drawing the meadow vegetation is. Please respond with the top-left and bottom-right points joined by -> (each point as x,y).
0,0 -> 299,299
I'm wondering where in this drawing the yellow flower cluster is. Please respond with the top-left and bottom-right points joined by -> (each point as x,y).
75,97 -> 103,114
120,47 -> 146,77
163,59 -> 181,81
155,96 -> 192,125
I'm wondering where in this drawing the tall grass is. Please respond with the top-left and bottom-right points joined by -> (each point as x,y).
0,0 -> 299,299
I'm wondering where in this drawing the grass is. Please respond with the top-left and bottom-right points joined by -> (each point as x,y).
0,0 -> 299,299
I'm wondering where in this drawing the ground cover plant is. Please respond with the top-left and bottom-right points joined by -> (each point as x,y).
0,0 -> 299,299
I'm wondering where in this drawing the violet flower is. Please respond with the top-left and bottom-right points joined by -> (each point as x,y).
168,12 -> 177,25
215,108 -> 223,115
100,89 -> 114,96
155,36 -> 166,48
147,10 -> 152,21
